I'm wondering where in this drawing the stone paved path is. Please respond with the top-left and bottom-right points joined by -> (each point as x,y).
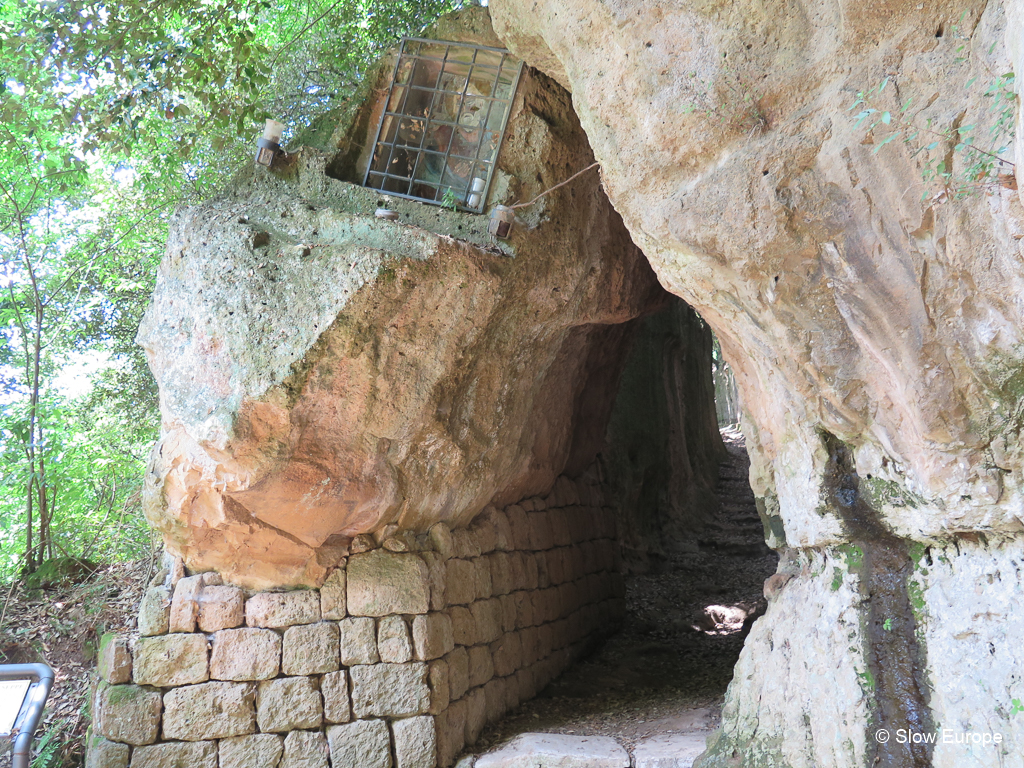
469,428 -> 778,767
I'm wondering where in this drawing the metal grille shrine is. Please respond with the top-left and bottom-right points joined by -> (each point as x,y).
364,39 -> 523,212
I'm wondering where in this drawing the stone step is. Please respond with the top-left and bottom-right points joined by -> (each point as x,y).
633,732 -> 708,768
474,733 -> 630,768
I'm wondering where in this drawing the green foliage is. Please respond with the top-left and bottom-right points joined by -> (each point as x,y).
831,566 -> 843,592
682,51 -> 768,136
857,668 -> 876,692
0,0 -> 468,579
30,719 -> 62,768
848,19 -> 1017,201
441,186 -> 460,211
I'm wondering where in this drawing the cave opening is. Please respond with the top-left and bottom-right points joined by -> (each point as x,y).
472,289 -> 778,760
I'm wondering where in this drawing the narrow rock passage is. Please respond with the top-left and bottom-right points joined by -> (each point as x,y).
472,428 -> 778,765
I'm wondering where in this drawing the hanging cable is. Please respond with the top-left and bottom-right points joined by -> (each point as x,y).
509,162 -> 600,209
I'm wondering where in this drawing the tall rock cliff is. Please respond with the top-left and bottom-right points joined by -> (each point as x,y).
489,0 -> 1024,765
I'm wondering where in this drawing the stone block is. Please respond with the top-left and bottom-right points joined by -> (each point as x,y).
547,549 -> 566,585
321,670 -> 351,724
435,699 -> 466,768
282,730 -> 330,768
443,559 -> 476,606
347,550 -> 430,616
520,628 -> 540,666
256,676 -> 323,733
447,605 -> 475,646
86,734 -> 130,768
327,719 -> 392,768
320,567 -> 347,620
508,556 -> 527,593
505,505 -> 530,550
470,599 -> 502,644
558,476 -> 580,506
561,582 -> 580,616
565,548 -> 584,583
246,590 -> 321,628
632,733 -> 708,768
491,633 -> 523,677
412,613 -> 455,661
210,627 -> 281,681
162,552 -> 185,587
473,557 -> 493,600
94,682 -> 162,746
464,686 -> 486,746
378,615 -> 413,663
197,585 -> 244,632
427,522 -> 455,559
350,662 -> 430,717
484,677 -> 506,723
516,666 -> 538,701
489,553 -> 512,597
393,715 -> 437,768
467,644 -> 494,689
504,674 -> 522,712
137,586 -> 171,637
168,574 -> 204,633
421,551 -> 448,611
445,646 -> 469,701
499,594 -> 517,633
427,658 -> 450,715
538,624 -> 555,658
339,616 -> 379,665
523,554 -> 539,590
474,733 -> 629,768
540,558 -> 555,592
469,514 -> 497,555
580,542 -> 597,575
129,741 -> 217,768
133,633 -> 209,687
283,621 -> 340,675
97,634 -> 132,685
526,512 -> 554,551
484,508 -> 514,552
514,591 -> 534,629
540,587 -> 560,624
550,509 -> 573,547
162,681 -> 256,741
219,733 -> 284,768
451,528 -> 481,560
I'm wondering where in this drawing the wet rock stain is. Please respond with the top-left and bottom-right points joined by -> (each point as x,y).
820,431 -> 932,768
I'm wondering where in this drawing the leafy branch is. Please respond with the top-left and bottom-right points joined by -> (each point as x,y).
849,68 -> 1017,201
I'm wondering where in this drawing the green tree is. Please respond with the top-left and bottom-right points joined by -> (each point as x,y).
0,0 -> 470,579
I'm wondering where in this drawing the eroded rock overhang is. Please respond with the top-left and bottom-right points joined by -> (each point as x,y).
137,16 -> 670,589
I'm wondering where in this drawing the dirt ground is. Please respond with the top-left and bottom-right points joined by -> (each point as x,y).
0,557 -> 156,767
470,428 -> 779,764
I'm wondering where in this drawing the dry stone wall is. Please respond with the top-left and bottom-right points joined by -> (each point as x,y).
87,477 -> 624,768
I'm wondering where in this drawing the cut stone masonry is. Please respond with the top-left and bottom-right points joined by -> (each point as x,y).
88,476 -> 624,768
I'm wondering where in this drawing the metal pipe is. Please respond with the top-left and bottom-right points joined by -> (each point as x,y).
1,663 -> 55,768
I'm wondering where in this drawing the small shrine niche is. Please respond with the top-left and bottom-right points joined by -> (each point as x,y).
363,38 -> 523,212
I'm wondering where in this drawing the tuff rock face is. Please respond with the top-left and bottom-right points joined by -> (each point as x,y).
137,11 -> 670,589
489,0 -> 1024,765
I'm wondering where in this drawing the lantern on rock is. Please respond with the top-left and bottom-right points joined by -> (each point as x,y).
488,205 -> 515,239
255,120 -> 285,167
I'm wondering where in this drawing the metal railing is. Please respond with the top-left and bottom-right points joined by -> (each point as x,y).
0,664 -> 54,768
